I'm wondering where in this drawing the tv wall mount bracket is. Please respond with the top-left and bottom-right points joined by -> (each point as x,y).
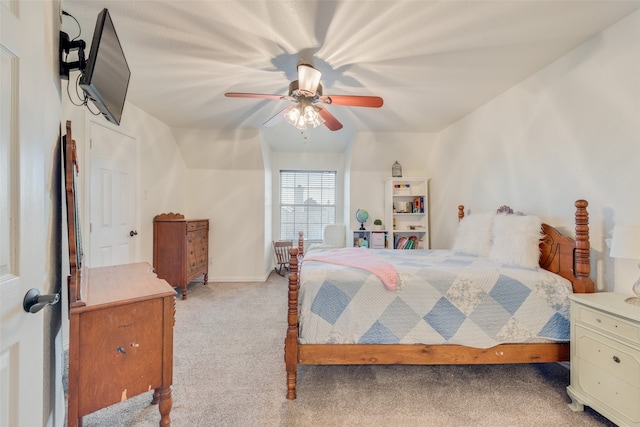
59,31 -> 86,80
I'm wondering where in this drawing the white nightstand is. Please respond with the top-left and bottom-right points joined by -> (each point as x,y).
567,292 -> 640,427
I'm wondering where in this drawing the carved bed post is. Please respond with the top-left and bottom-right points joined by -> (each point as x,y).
574,200 -> 594,293
298,230 -> 304,257
285,245 -> 300,400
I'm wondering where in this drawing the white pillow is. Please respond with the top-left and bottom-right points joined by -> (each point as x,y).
451,212 -> 495,257
323,224 -> 346,247
489,214 -> 543,268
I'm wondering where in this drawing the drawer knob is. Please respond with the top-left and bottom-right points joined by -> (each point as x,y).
613,356 -> 620,363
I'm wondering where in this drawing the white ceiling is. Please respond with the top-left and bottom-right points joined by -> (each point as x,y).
61,1 -> 640,151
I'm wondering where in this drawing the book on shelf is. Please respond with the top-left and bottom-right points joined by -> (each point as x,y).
394,236 -> 407,249
394,197 -> 424,214
412,197 -> 424,213
394,235 -> 418,249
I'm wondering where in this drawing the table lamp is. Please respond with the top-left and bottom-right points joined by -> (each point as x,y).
610,225 -> 640,306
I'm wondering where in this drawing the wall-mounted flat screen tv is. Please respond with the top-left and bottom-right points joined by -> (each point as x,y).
79,8 -> 130,126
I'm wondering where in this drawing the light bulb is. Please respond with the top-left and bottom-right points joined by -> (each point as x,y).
295,114 -> 306,130
285,106 -> 300,125
303,105 -> 317,124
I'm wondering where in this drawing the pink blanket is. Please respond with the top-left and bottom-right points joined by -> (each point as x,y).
305,248 -> 398,291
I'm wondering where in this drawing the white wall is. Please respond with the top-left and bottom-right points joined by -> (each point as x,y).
429,10 -> 640,294
349,132 -> 436,233
173,128 -> 268,281
261,140 -> 273,274
121,104 -> 189,264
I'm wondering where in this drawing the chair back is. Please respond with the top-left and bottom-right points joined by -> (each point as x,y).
273,240 -> 293,276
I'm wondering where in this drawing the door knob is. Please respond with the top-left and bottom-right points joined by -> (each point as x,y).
23,288 -> 60,313
130,230 -> 138,237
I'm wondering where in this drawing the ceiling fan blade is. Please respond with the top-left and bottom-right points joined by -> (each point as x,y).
225,92 -> 285,100
317,106 -> 343,131
297,64 -> 321,95
320,95 -> 383,108
263,106 -> 292,127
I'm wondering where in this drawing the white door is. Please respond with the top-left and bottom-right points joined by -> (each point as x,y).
88,121 -> 138,267
0,3 -> 44,426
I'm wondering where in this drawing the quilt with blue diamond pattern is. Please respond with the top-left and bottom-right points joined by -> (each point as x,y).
298,249 -> 572,348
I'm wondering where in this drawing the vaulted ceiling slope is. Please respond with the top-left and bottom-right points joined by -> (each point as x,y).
62,1 -> 640,136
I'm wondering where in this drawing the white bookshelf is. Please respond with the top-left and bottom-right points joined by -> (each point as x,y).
384,177 -> 430,249
352,230 -> 389,249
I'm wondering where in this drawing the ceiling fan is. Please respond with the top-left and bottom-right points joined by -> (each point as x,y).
225,64 -> 383,131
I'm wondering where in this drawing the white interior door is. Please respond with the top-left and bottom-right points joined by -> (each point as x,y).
0,3 -> 44,426
88,121 -> 138,267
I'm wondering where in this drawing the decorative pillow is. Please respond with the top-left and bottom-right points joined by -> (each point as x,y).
489,214 -> 543,268
451,212 -> 495,257
323,224 -> 346,247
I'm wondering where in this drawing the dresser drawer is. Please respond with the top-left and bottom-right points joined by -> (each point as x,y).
187,230 -> 208,252
187,221 -> 208,232
576,304 -> 640,344
78,299 -> 164,415
576,325 -> 640,386
187,255 -> 207,276
578,358 -> 640,423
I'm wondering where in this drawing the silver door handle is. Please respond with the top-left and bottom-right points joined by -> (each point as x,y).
23,288 -> 60,314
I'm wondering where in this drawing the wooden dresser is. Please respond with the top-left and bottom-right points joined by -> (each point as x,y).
153,213 -> 209,299
567,292 -> 640,426
67,263 -> 176,427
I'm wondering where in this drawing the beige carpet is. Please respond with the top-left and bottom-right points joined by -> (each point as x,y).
73,273 -> 614,426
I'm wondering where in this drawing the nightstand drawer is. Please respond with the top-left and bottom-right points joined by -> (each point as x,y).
578,358 -> 640,423
577,304 -> 640,344
576,325 -> 640,385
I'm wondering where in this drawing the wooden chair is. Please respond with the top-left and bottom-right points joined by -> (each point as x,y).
273,240 -> 293,276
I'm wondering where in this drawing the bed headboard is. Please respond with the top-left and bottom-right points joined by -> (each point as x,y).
458,200 -> 594,294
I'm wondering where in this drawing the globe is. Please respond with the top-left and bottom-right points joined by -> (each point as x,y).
355,209 -> 369,230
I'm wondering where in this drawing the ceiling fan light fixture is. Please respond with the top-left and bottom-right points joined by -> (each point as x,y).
284,103 -> 324,130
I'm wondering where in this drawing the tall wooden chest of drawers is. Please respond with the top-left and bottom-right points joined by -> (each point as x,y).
153,213 -> 209,299
567,292 -> 640,426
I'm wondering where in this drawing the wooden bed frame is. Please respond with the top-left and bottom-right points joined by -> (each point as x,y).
284,199 -> 595,399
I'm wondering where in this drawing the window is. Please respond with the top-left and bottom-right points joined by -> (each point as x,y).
280,170 -> 336,241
